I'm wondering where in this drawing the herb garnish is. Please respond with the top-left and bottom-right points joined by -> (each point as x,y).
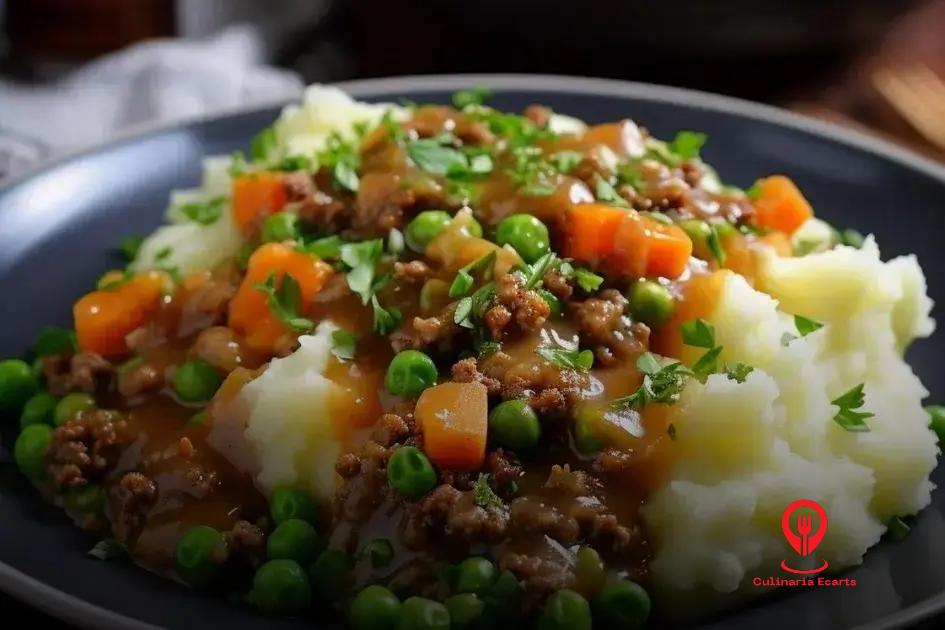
706,223 -> 727,265
594,176 -> 630,208
537,342 -> 594,372
371,295 -> 401,335
668,131 -> 708,160
88,538 -> 129,561
519,252 -> 558,290
302,235 -> 343,260
452,87 -> 493,109
118,235 -> 144,262
612,353 -> 693,409
831,383 -> 873,432
449,251 -> 497,298
340,240 -> 385,304
253,273 -> 314,332
794,314 -> 824,337
557,261 -> 603,293
473,473 -> 504,510
250,127 -> 277,162
724,363 -> 754,383
178,197 -> 225,225
318,132 -> 360,192
330,329 -> 357,360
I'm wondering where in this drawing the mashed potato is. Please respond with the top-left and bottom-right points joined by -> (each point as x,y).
237,321 -> 343,503
643,238 -> 937,601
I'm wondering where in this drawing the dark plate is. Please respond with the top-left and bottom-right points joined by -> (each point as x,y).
1,75 -> 943,630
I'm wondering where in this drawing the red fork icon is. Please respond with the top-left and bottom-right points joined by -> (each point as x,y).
797,515 -> 813,556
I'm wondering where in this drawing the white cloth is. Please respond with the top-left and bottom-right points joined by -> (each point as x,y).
0,25 -> 303,181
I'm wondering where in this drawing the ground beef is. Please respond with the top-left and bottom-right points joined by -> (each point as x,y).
42,352 -> 113,396
570,290 -> 649,366
177,264 -> 241,337
394,260 -> 432,283
46,410 -> 129,489
450,357 -> 501,396
334,443 -> 391,523
113,472 -> 157,542
335,453 -> 362,478
283,171 -> 315,200
485,274 -> 550,339
542,268 -> 574,302
405,106 -> 494,145
500,552 -> 572,598
354,172 -> 410,235
371,413 -> 411,447
680,161 -> 704,188
182,464 -> 219,499
296,187 -> 349,235
223,519 -> 267,568
116,360 -> 163,397
401,484 -> 509,549
390,306 -> 461,354
191,326 -> 247,372
487,449 -> 523,487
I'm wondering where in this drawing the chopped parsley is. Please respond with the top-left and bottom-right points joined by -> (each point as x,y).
519,252 -> 558,290
724,362 -> 754,383
668,131 -> 708,160
253,273 -> 314,332
302,235 -> 343,260
680,318 -> 715,348
330,329 -> 357,360
594,176 -> 629,208
745,182 -> 763,201
118,235 -> 144,262
557,261 -> 603,293
178,197 -> 225,225
250,126 -> 278,162
88,538 -> 129,561
318,132 -> 361,192
612,353 -> 693,410
452,87 -> 493,109
371,295 -> 401,335
831,383 -> 873,432
340,239 -> 385,304
549,150 -> 583,174
275,155 -> 313,172
794,314 -> 824,337
449,251 -> 497,298
454,282 -> 496,330
885,516 -> 911,541
706,223 -> 727,266
454,297 -> 474,328
537,338 -> 594,372
407,137 -> 469,176
473,473 -> 504,510
690,346 -> 723,382
839,228 -> 865,249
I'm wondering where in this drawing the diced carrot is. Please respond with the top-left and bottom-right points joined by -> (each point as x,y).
416,381 -> 488,471
232,172 -> 288,236
564,203 -> 626,263
228,243 -> 333,353
73,271 -> 166,357
752,175 -> 813,235
611,213 -> 693,279
760,230 -> 793,257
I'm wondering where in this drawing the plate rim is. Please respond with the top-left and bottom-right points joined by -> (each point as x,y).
1,73 -> 942,630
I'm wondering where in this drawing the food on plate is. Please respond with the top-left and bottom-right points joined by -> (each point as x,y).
3,84 -> 938,627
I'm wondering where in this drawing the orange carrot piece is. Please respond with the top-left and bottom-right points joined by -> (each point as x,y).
752,175 -> 813,235
228,243 -> 333,353
564,203 -> 626,263
611,213 -> 693,279
760,231 -> 793,257
232,172 -> 288,235
73,272 -> 166,357
416,381 -> 488,471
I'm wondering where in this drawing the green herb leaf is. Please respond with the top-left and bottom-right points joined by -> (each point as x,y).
668,131 -> 708,160
250,127 -> 278,162
449,251 -> 497,298
840,228 -> 865,249
331,329 -> 357,360
886,516 -> 911,541
340,239 -> 384,304
831,383 -> 873,432
454,296 -> 474,328
253,272 -> 314,332
407,139 -> 468,176
537,340 -> 594,372
317,132 -> 361,192
303,235 -> 343,260
594,176 -> 629,208
34,327 -> 77,357
371,295 -> 401,335
680,318 -> 715,348
118,235 -> 144,262
746,182 -> 763,201
88,538 -> 129,561
521,252 -> 558,290
707,223 -> 727,266
178,197 -> 225,225
613,353 -> 693,409
333,160 -> 359,192
572,268 -> 604,292
724,363 -> 754,383
691,346 -> 723,382
794,314 -> 824,337
452,87 -> 493,109
636,351 -> 664,375
228,151 -> 248,177
473,473 -> 504,510
275,155 -> 313,172
549,150 -> 583,173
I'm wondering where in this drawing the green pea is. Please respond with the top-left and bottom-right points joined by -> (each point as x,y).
67,484 -> 105,514
267,518 -> 320,565
397,597 -> 450,630
594,580 -> 651,629
445,593 -> 484,629
539,589 -> 591,630
628,279 -> 675,326
0,359 -> 38,414
310,549 -> 353,602
489,400 -> 541,449
33,327 -> 77,357
14,424 -> 53,479
172,358 -> 222,403
927,406 -> 945,444
405,211 -> 452,253
175,526 -> 226,586
270,487 -> 318,525
250,559 -> 312,613
495,214 -> 550,263
455,557 -> 497,596
538,289 -> 562,318
362,537 -> 394,568
679,219 -> 712,245
54,392 -> 95,426
387,446 -> 437,499
574,546 -> 605,596
385,350 -> 438,398
261,211 -> 301,243
573,407 -> 606,455
349,585 -> 401,630
20,392 -> 57,429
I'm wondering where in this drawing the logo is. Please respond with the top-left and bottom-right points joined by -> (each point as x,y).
780,499 -> 828,575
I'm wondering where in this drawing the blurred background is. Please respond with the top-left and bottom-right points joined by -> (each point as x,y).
1,0 -> 944,182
